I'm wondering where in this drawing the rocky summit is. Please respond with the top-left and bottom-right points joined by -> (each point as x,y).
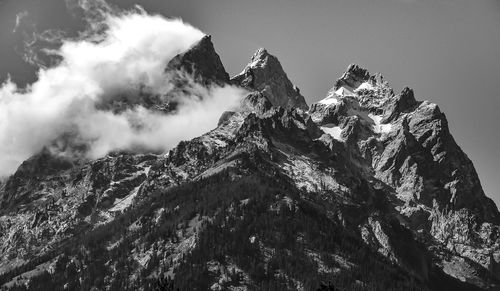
1,35 -> 500,291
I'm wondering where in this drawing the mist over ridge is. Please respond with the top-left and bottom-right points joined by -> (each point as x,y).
0,3 -> 247,176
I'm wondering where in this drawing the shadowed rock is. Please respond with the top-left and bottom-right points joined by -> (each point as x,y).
166,35 -> 230,86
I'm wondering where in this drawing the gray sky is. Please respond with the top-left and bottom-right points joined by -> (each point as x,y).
1,0 -> 500,205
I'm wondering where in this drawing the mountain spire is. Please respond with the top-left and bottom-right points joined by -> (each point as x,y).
232,48 -> 308,110
166,35 -> 230,85
333,63 -> 372,91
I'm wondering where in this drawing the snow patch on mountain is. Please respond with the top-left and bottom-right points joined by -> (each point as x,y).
368,114 -> 392,134
354,82 -> 375,92
319,96 -> 339,106
346,108 -> 392,134
320,124 -> 343,141
335,87 -> 354,96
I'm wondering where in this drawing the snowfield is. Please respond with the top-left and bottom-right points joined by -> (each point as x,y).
320,124 -> 343,141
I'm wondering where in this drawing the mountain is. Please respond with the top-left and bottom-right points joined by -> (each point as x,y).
232,48 -> 308,110
1,36 -> 500,291
94,35 -> 230,114
166,35 -> 230,86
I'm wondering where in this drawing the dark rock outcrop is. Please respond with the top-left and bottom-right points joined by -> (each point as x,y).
334,63 -> 372,91
166,35 -> 230,86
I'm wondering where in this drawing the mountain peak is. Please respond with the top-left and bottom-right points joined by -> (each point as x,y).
166,34 -> 230,85
334,63 -> 372,91
346,63 -> 371,78
247,48 -> 270,68
3,37 -> 500,291
253,47 -> 269,58
232,48 -> 308,110
315,63 -> 394,110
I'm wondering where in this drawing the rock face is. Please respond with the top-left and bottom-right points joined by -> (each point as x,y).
1,147 -> 74,209
0,39 -> 499,291
310,64 -> 500,288
232,48 -> 309,110
166,35 -> 230,86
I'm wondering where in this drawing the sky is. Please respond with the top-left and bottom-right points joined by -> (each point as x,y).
0,0 -> 500,205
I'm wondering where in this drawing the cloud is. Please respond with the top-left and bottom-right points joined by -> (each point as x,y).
12,11 -> 28,33
75,85 -> 245,159
0,5 -> 246,176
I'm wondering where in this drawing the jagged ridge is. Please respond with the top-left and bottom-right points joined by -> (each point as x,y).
0,38 -> 499,291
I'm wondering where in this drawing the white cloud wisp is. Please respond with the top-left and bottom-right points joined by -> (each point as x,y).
0,8 -> 246,176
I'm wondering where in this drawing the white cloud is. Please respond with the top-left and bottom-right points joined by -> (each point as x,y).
12,11 -> 28,33
0,7 -> 246,176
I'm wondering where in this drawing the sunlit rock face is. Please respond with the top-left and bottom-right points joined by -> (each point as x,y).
1,38 -> 500,291
309,63 -> 500,288
232,48 -> 309,110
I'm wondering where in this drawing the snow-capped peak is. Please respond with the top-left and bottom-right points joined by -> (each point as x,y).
313,63 -> 396,111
